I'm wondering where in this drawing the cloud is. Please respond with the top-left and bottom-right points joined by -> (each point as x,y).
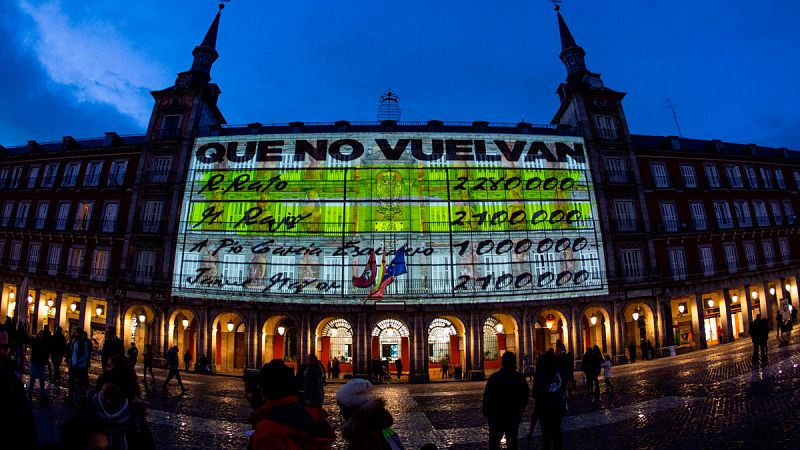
17,0 -> 169,126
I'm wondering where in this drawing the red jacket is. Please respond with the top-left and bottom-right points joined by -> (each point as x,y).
250,396 -> 335,450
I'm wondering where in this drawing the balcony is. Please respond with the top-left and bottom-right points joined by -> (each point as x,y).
142,170 -> 175,184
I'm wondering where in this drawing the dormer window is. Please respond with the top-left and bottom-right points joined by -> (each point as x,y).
161,114 -> 181,139
594,115 -> 617,140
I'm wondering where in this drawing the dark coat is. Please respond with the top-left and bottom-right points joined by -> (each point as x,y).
102,336 -> 125,368
50,331 -> 67,360
482,367 -> 530,423
0,361 -> 37,450
83,394 -> 155,450
304,362 -> 325,408
341,399 -> 395,450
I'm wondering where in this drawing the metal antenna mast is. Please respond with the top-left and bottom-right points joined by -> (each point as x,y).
665,99 -> 683,137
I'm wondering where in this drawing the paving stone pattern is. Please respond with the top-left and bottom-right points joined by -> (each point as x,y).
30,333 -> 800,449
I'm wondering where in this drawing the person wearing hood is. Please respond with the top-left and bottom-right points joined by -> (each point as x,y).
83,375 -> 154,450
336,378 -> 404,450
250,359 -> 336,450
304,354 -> 325,408
482,351 -> 529,450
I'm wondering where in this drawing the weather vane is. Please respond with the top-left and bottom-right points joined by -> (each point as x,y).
551,0 -> 562,11
219,0 -> 230,9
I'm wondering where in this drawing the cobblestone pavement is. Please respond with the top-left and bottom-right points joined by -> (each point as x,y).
30,332 -> 800,449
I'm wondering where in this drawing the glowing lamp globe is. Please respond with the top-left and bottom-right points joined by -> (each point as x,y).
227,320 -> 235,332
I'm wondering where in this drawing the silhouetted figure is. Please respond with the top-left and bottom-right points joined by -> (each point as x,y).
482,351 -> 529,450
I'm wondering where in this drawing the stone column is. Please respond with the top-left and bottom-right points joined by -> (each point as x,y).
31,289 -> 42,332
77,295 -> 90,332
654,297 -> 665,348
409,313 -> 430,383
569,305 -> 579,356
693,293 -> 707,349
467,311 -> 484,380
721,289 -> 736,342
612,300 -> 624,361
198,309 -> 210,363
154,307 -> 167,358
53,292 -> 65,330
519,310 -> 532,363
662,296 -> 675,347
248,311 -> 259,369
762,281 -> 774,328
105,299 -> 116,330
353,313 -> 369,377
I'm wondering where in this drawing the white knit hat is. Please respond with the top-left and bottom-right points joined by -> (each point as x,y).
336,378 -> 372,408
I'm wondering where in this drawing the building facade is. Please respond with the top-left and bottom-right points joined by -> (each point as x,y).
1,7 -> 798,380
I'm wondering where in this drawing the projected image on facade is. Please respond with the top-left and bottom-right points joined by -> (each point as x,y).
173,133 -> 608,304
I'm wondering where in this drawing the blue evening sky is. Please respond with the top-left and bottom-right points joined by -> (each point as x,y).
1,0 -> 798,149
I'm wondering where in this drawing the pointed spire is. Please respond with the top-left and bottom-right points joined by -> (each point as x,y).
200,4 -> 223,50
557,11 -> 578,51
554,6 -> 588,84
175,4 -> 225,88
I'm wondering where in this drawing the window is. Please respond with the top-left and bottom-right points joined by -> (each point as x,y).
783,201 -> 795,225
28,243 -> 40,272
67,247 -> 85,277
15,202 -> 30,228
83,161 -> 103,187
108,160 -> 128,186
774,169 -> 786,189
713,201 -> 733,228
74,202 -> 93,231
650,163 -> 670,188
142,201 -> 163,232
769,201 -> 783,225
743,242 -> 757,270
752,201 -> 769,226
151,157 -> 171,182
61,162 -> 81,187
91,249 -> 110,281
1,201 -> 13,227
161,114 -> 181,139
322,256 -> 347,294
27,166 -> 40,189
41,163 -> 58,188
762,240 -> 775,267
270,255 -> 296,292
613,200 -> 636,231
794,170 -> 800,190
760,167 -> 773,189
669,248 -> 687,281
47,245 -> 61,275
620,249 -> 643,280
723,243 -> 737,273
594,115 -> 617,139
135,250 -> 156,283
699,246 -> 714,276
733,201 -> 752,227
9,167 -> 23,188
745,166 -> 759,188
659,202 -> 679,232
101,203 -> 119,232
605,157 -> 626,182
55,202 -> 70,230
778,238 -> 790,263
690,202 -> 707,230
0,240 -> 5,263
0,168 -> 8,188
35,202 -> 49,229
680,164 -> 697,188
704,165 -> 721,187
430,254 -> 451,293
725,165 -> 743,188
9,242 -> 22,269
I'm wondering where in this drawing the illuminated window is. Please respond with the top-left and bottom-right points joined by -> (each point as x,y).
483,317 -> 500,360
270,256 -> 296,292
67,246 -> 85,277
322,318 -> 353,362
74,202 -> 93,231
428,318 -> 456,362
322,256 -> 346,295
372,319 -> 408,360
222,254 -> 246,290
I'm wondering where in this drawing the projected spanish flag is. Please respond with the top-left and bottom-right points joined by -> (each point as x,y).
366,248 -> 408,300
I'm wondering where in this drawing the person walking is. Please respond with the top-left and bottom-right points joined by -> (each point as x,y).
557,351 -> 575,398
482,351 -> 529,450
183,349 -> 192,372
327,359 -> 333,380
0,328 -> 38,450
588,346 -> 602,400
162,346 -> 186,394
440,354 -> 450,379
142,343 -> 156,387
395,357 -> 403,380
534,350 -> 567,450
523,355 -> 532,382
336,378 -> 403,450
68,329 -> 92,404
628,341 -> 636,363
758,315 -> 770,363
15,320 -> 28,375
332,357 -> 340,379
601,354 -> 613,393
750,314 -> 768,364
580,350 -> 593,395
27,329 -> 50,402
304,354 -> 325,408
250,359 -> 336,450
126,342 -> 138,369
50,326 -> 67,386
101,326 -> 125,371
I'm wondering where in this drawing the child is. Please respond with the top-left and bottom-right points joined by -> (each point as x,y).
601,354 -> 613,393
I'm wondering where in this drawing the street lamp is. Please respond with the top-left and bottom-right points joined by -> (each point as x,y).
545,314 -> 555,329
139,311 -> 146,324
769,287 -> 776,296
277,325 -> 286,336
751,291 -> 758,300
227,320 -> 235,332
8,292 -> 14,301
786,283 -> 792,293
590,314 -> 598,326
732,295 -> 739,303
27,295 -> 33,304
632,308 -> 640,322
95,306 -> 103,317
46,298 -> 53,308
707,299 -> 715,308
495,323 -> 504,333
70,302 -> 78,312
678,303 -> 686,314
182,317 -> 189,329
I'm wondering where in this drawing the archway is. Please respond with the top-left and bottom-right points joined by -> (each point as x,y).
167,308 -> 199,367
316,317 -> 353,378
534,309 -> 569,355
211,312 -> 247,374
483,313 -> 519,374
427,316 -> 466,380
261,315 -> 299,368
582,306 -> 611,356
371,318 -> 410,379
623,302 -> 656,360
122,304 -> 156,362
